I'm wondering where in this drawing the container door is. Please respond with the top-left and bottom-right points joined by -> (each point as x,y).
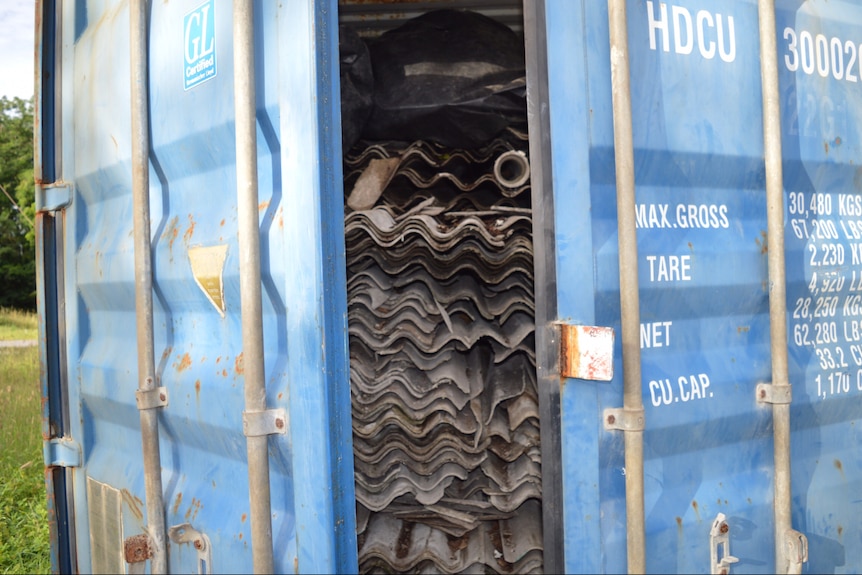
778,2 -> 862,573
36,1 -> 355,573
532,0 -> 862,572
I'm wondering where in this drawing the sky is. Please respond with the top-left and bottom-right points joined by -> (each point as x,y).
0,0 -> 36,100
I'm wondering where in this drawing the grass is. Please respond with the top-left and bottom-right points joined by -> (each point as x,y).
0,323 -> 50,574
0,307 -> 38,341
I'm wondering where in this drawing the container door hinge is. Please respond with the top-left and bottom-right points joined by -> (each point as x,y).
35,181 -> 73,212
135,387 -> 168,410
242,408 -> 287,437
603,407 -> 645,432
785,529 -> 809,569
43,437 -> 81,468
710,513 -> 740,575
558,323 -> 615,381
756,382 -> 792,405
169,523 -> 213,575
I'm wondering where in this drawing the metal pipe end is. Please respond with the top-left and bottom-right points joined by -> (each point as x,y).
494,150 -> 531,189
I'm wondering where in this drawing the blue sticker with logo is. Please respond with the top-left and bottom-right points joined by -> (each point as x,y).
183,0 -> 216,90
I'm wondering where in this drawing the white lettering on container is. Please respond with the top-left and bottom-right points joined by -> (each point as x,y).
649,373 -> 713,406
784,27 -> 862,83
640,321 -> 673,349
646,1 -> 736,62
646,255 -> 692,282
635,203 -> 729,229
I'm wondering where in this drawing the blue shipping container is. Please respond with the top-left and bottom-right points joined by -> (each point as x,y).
35,0 -> 862,573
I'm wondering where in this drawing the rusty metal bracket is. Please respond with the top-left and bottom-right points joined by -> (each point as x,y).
710,513 -> 740,574
756,382 -> 792,405
559,323 -> 615,381
124,533 -> 153,565
242,408 -> 287,437
135,386 -> 168,410
169,523 -> 213,575
603,407 -> 645,432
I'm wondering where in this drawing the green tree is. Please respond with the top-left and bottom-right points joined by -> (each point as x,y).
0,96 -> 36,310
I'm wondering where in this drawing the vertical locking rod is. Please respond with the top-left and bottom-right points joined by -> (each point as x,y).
130,0 -> 167,572
607,0 -> 646,572
233,1 -> 276,572
756,1 -> 804,573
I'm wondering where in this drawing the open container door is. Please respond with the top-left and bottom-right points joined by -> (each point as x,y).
529,0 -> 862,572
36,0 -> 356,572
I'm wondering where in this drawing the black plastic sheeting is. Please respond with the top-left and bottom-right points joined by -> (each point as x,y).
339,25 -> 374,154
339,9 -> 527,151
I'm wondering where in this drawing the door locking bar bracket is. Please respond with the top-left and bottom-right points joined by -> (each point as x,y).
756,382 -> 792,405
603,407 -> 645,432
710,513 -> 740,574
242,408 -> 287,437
169,523 -> 213,575
135,386 -> 168,410
785,529 -> 809,568
124,533 -> 153,575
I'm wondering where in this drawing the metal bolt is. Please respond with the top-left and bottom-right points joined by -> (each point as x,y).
193,539 -> 204,551
275,418 -> 284,430
159,392 -> 167,402
759,388 -> 766,399
719,522 -> 729,535
607,414 -> 616,425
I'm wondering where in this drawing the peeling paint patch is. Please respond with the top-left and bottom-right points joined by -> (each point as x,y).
825,136 -> 842,154
189,244 -> 229,317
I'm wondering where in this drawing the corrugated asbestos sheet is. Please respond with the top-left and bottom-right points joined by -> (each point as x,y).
344,127 -> 542,573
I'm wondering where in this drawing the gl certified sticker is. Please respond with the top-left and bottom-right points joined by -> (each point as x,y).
184,0 -> 217,90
